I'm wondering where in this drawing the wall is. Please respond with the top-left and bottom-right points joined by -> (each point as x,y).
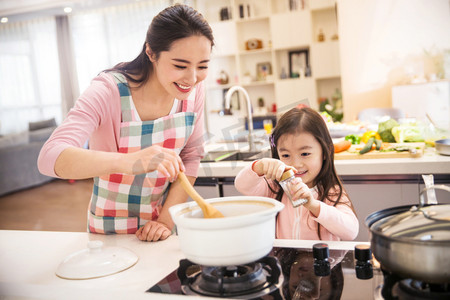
338,0 -> 450,122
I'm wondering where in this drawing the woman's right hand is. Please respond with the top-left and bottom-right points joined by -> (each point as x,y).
252,158 -> 295,181
123,145 -> 184,181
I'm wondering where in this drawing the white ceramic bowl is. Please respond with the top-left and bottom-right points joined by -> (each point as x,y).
169,196 -> 284,266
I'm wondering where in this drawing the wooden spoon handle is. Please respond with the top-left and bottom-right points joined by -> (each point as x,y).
177,172 -> 207,209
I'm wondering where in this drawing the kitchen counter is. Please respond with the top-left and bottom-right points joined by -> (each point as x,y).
0,230 -> 367,300
198,146 -> 450,178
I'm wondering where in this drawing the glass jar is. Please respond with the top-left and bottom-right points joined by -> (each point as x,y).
279,169 -> 308,207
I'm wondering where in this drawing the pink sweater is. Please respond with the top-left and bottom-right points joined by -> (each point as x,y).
235,164 -> 359,241
38,72 -> 205,178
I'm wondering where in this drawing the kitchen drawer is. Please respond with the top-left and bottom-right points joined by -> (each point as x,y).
191,177 -> 220,200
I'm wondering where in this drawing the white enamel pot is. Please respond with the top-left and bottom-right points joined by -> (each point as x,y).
169,196 -> 284,266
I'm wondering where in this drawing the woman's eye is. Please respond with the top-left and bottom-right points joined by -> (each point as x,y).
301,152 -> 311,157
281,154 -> 290,158
199,66 -> 208,70
174,65 -> 186,69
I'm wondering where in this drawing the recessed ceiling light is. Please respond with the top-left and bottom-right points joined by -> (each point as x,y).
64,7 -> 73,13
1,17 -> 8,23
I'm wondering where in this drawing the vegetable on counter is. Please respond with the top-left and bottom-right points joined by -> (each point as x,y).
377,119 -> 399,143
344,134 -> 361,145
361,131 -> 381,144
359,137 -> 375,154
359,137 -> 383,154
334,140 -> 352,153
391,125 -> 425,143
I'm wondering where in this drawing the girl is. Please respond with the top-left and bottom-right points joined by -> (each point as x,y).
235,107 -> 358,240
38,4 -> 214,242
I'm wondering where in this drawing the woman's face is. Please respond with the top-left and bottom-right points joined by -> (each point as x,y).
277,132 -> 323,188
149,35 -> 211,100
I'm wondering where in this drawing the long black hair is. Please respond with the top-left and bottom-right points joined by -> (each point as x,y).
105,4 -> 214,85
268,107 -> 355,239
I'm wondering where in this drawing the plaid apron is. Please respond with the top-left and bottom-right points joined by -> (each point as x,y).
88,73 -> 196,234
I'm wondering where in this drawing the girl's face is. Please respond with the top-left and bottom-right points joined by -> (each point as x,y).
277,132 -> 323,188
148,35 -> 211,100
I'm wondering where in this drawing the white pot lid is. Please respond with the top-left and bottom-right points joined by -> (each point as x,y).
56,240 -> 138,280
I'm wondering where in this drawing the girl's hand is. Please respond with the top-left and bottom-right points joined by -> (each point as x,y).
252,158 -> 296,181
289,178 -> 320,217
136,221 -> 172,242
124,145 -> 185,181
289,179 -> 314,203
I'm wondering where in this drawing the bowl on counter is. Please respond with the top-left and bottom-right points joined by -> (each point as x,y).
435,139 -> 450,156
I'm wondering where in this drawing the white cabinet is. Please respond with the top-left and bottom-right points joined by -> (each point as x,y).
196,0 -> 343,135
392,81 -> 450,129
345,182 -> 419,242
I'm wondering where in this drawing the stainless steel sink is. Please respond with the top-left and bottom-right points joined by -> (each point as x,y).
201,151 -> 239,162
201,150 -> 271,162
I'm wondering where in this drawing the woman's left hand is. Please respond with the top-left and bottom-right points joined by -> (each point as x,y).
136,221 -> 172,242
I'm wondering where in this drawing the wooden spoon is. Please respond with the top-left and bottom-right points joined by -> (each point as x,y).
177,172 -> 224,218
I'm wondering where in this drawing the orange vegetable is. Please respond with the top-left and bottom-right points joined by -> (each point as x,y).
334,140 -> 352,153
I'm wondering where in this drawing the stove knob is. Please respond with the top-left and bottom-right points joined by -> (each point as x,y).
313,243 -> 330,277
355,244 -> 371,261
354,244 -> 373,280
312,243 -> 329,260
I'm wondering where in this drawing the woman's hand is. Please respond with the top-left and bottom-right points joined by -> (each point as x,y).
124,145 -> 185,181
252,158 -> 296,181
136,221 -> 172,242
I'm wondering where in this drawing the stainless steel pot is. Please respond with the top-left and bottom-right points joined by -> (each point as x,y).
435,138 -> 450,156
366,185 -> 450,283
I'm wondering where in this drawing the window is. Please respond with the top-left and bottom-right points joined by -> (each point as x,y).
0,17 -> 61,134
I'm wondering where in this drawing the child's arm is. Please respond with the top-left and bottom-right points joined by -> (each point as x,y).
314,199 -> 359,241
252,158 -> 297,181
288,182 -> 358,240
234,160 -> 281,196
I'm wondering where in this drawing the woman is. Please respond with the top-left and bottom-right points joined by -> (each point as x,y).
38,4 -> 214,242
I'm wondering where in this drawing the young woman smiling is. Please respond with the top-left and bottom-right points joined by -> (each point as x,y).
38,4 -> 214,242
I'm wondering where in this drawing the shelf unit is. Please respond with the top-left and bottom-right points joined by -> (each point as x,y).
196,0 -> 342,136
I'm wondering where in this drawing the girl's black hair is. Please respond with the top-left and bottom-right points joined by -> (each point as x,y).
267,107 -> 355,239
104,4 -> 214,85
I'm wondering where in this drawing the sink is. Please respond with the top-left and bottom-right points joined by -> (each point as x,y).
201,150 -> 271,162
201,151 -> 239,162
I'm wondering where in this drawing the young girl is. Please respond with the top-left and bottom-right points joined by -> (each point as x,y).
235,107 -> 358,240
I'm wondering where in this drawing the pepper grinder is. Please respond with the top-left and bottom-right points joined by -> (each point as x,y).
279,169 -> 308,207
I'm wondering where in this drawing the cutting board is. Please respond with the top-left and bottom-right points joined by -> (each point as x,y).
334,142 -> 425,160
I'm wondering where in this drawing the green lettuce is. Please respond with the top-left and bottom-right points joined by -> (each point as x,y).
378,119 -> 399,142
391,125 -> 424,143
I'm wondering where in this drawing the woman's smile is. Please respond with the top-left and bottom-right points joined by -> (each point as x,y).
174,82 -> 191,93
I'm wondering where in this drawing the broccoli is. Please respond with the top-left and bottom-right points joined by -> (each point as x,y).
377,118 -> 399,143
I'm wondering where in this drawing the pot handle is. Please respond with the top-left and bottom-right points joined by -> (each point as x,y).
419,185 -> 450,206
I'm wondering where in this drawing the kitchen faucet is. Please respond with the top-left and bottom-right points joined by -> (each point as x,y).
224,86 -> 255,152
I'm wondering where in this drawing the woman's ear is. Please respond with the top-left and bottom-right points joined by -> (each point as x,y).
145,43 -> 156,62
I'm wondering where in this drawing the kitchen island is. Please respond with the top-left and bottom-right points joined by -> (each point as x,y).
197,144 -> 450,241
0,230 -> 369,299
198,145 -> 450,178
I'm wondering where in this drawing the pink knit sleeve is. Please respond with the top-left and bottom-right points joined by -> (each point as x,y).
234,163 -> 275,197
37,73 -> 120,177
179,81 -> 206,177
313,192 -> 359,241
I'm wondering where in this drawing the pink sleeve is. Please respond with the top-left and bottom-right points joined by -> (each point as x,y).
180,81 -> 206,177
37,73 -> 120,177
313,193 -> 359,241
234,163 -> 275,197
